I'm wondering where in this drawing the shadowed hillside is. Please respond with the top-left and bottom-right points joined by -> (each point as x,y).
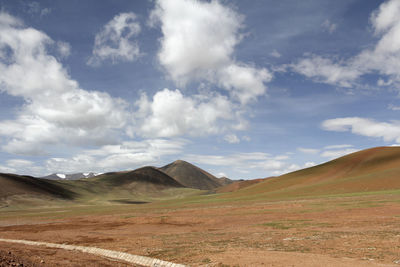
0,167 -> 198,209
0,173 -> 75,199
92,166 -> 184,190
0,173 -> 77,207
226,146 -> 400,199
160,160 -> 224,190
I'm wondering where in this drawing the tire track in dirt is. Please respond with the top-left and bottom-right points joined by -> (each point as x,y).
0,238 -> 187,267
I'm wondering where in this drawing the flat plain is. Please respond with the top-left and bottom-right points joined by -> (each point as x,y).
1,147 -> 400,266
0,189 -> 399,266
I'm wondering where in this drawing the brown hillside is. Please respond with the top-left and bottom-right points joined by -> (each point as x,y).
160,160 -> 222,190
217,177 -> 234,186
0,173 -> 76,201
227,146 -> 400,199
216,178 -> 266,193
93,166 -> 184,191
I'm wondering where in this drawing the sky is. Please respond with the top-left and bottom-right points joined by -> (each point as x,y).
0,0 -> 400,179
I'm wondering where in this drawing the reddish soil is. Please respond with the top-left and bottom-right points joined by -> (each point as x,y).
0,245 -> 132,267
216,178 -> 265,193
0,194 -> 399,266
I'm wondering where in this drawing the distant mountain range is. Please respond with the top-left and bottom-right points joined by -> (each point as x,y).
2,147 -> 400,208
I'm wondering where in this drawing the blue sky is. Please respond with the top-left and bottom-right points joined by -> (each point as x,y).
0,0 -> 400,179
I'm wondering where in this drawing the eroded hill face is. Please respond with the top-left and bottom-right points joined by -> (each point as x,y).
227,146 -> 400,199
159,160 -> 226,190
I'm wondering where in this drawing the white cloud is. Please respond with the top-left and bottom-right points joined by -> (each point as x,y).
321,148 -> 359,159
0,165 -> 16,173
304,161 -> 316,168
322,19 -> 337,34
297,147 -> 320,154
218,63 -> 272,104
46,139 -> 185,174
4,159 -> 44,176
322,117 -> 400,143
87,12 -> 141,66
224,134 -> 240,144
323,144 -> 353,150
134,88 -> 242,138
292,0 -> 400,89
291,55 -> 362,88
150,0 -> 272,104
217,172 -> 227,178
0,12 -> 130,155
185,152 -> 302,177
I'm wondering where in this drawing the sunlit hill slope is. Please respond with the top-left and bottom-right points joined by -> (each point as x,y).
225,146 -> 400,199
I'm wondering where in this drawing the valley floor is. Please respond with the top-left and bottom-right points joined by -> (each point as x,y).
0,192 -> 399,266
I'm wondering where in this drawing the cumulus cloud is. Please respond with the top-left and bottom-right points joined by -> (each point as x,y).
292,0 -> 400,89
322,117 -> 400,143
0,12 -> 129,155
291,55 -> 362,88
150,0 -> 272,104
87,12 -> 141,66
46,139 -> 185,174
133,88 -> 242,138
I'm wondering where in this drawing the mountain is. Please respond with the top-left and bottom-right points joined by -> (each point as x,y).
0,167 -> 192,208
41,172 -> 100,180
159,160 -> 224,190
217,176 -> 234,186
0,173 -> 76,207
92,166 -> 184,190
227,146 -> 400,199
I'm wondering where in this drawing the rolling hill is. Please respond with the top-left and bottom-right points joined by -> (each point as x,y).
226,146 -> 400,199
216,178 -> 266,193
0,166 -> 196,208
90,166 -> 184,190
0,173 -> 77,207
159,160 -> 227,190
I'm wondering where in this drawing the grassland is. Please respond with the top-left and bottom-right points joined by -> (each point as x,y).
1,147 -> 400,266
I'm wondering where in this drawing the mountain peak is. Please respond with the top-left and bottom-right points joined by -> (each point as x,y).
160,160 -> 223,190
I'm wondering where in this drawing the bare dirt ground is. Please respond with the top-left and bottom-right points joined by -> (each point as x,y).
0,193 -> 399,266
